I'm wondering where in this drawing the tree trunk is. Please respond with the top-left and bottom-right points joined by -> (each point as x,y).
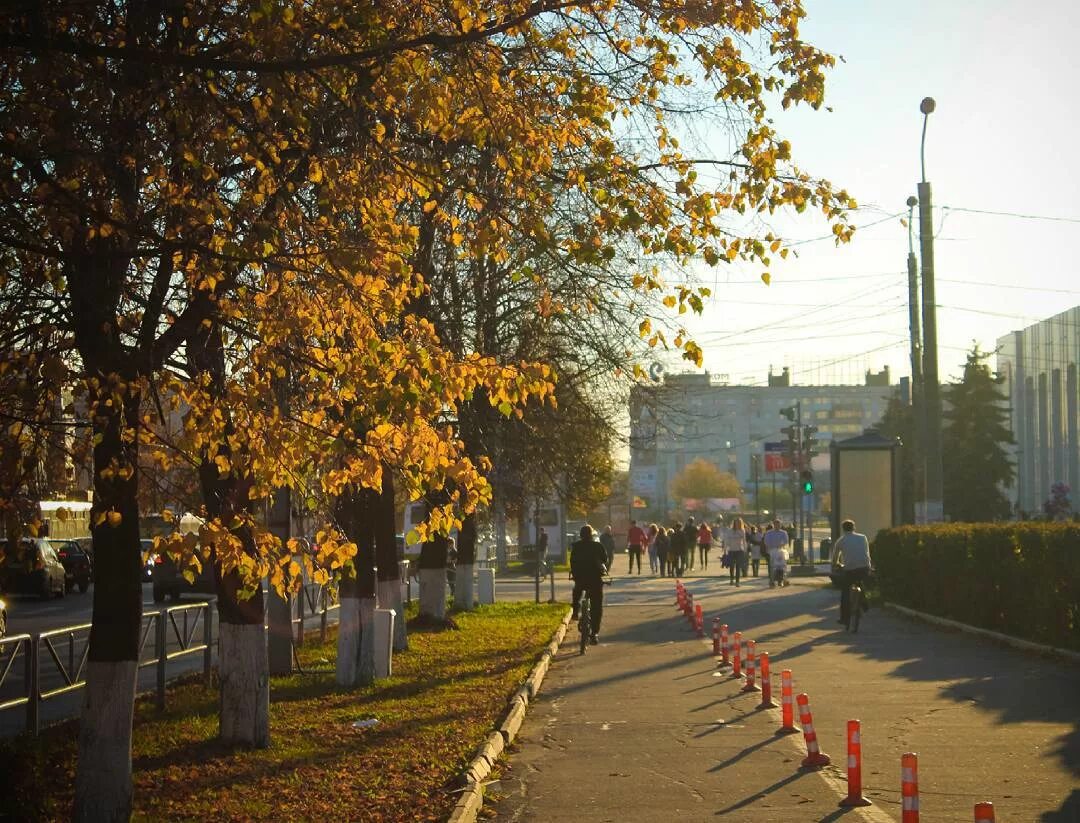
190,312 -> 269,746
419,565 -> 447,620
336,575 -> 361,686
454,512 -> 478,610
335,487 -> 377,686
218,622 -> 268,746
74,383 -> 142,823
374,470 -> 407,649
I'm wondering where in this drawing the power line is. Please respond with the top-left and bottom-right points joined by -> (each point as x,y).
939,278 -> 1080,296
941,206 -> 1080,225
786,212 -> 905,247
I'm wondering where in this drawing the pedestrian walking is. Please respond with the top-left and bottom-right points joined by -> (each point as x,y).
671,522 -> 684,576
762,519 -> 790,588
626,519 -> 646,575
655,526 -> 670,577
748,526 -> 763,577
696,521 -> 712,570
726,517 -> 747,586
647,523 -> 659,574
599,525 -> 616,570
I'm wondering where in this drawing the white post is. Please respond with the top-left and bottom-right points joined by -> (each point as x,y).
477,568 -> 495,605
374,608 -> 395,679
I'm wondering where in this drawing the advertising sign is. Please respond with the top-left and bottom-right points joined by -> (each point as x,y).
763,442 -> 791,473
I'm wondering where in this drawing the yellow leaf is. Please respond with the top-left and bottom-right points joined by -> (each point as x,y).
760,273 -> 771,286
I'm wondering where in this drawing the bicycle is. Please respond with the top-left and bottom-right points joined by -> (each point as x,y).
844,570 -> 873,633
577,578 -> 612,655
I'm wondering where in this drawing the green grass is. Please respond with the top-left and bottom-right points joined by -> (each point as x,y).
0,601 -> 566,822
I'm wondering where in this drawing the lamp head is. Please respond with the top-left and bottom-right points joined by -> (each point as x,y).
906,195 -> 918,208
920,97 -> 936,115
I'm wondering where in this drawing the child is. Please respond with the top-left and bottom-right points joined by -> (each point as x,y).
768,541 -> 789,588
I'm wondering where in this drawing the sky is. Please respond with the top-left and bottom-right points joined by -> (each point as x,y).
666,0 -> 1080,387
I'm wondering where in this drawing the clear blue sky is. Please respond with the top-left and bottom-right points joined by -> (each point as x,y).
675,0 -> 1080,386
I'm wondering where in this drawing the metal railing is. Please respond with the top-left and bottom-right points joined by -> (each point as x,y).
0,586 -> 348,736
0,600 -> 215,736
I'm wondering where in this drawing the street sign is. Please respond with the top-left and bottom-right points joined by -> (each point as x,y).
764,442 -> 791,472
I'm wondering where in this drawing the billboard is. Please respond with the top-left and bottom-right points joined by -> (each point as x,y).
763,442 -> 791,473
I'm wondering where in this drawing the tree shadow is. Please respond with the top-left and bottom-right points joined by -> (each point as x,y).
710,583 -> 1080,778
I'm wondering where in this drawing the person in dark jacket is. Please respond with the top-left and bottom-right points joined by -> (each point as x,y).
570,525 -> 609,643
655,527 -> 670,577
599,525 -> 616,569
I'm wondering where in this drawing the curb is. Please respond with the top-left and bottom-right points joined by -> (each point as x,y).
884,602 -> 1080,664
446,607 -> 574,823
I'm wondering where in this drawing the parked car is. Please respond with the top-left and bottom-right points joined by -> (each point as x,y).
151,542 -> 216,603
0,538 -> 66,599
140,539 -> 156,582
48,539 -> 92,593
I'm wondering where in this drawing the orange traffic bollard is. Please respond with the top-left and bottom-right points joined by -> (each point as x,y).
695,604 -> 704,637
731,631 -> 743,678
901,752 -> 919,822
758,652 -> 776,708
839,720 -> 872,807
775,670 -> 798,735
796,693 -> 831,768
974,802 -> 995,822
741,640 -> 760,692
712,618 -> 721,655
718,623 -> 731,669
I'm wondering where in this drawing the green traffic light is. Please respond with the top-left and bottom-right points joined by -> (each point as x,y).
803,481 -> 813,494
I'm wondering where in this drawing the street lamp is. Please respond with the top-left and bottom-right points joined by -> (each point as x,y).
917,96 -> 944,522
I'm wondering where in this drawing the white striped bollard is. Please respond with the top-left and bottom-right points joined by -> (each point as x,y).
775,670 -> 797,735
839,719 -> 872,807
741,640 -> 759,692
901,752 -> 919,822
796,693 -> 831,768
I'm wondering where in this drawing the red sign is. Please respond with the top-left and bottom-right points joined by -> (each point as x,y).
764,452 -> 790,472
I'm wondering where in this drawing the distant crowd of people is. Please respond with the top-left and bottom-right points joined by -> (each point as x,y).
600,516 -> 795,589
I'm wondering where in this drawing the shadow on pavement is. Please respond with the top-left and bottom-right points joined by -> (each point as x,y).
702,582 -> 1080,778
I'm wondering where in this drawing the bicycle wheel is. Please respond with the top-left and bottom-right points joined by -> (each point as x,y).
850,587 -> 862,633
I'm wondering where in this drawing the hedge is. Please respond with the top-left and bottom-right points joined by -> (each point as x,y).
872,523 -> 1080,652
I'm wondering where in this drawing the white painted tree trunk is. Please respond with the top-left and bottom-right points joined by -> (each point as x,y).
218,623 -> 269,747
377,578 -> 408,650
73,660 -> 137,823
336,595 -> 361,686
357,597 -> 376,685
454,562 -> 474,610
419,567 -> 447,620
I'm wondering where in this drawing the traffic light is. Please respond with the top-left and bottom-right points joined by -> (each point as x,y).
780,425 -> 798,460
779,406 -> 796,422
800,469 -> 814,495
802,424 -> 819,456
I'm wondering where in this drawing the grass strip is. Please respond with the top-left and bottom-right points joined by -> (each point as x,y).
1,601 -> 566,822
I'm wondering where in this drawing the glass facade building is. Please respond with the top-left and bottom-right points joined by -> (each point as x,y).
996,306 -> 1080,515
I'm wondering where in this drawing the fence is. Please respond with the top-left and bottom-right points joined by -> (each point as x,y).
0,587 -> 343,737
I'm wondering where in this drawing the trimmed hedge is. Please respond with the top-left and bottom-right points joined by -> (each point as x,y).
873,523 -> 1080,652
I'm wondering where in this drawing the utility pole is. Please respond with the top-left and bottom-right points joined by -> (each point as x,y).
752,454 -> 761,523
906,195 -> 925,521
917,97 -> 944,522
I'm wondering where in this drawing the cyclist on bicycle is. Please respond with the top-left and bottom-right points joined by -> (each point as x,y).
570,524 -> 609,645
829,519 -> 872,625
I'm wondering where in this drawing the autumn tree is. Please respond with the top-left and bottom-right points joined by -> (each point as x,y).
2,2 -> 854,819
670,458 -> 742,502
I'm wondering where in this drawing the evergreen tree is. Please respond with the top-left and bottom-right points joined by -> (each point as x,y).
942,347 -> 1015,521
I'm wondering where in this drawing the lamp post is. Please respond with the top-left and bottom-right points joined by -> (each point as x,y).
906,194 -> 925,520
917,97 -> 944,522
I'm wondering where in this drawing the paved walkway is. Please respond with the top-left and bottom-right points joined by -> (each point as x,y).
487,568 -> 1080,822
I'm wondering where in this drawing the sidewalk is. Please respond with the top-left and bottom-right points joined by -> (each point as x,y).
487,570 -> 1080,822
